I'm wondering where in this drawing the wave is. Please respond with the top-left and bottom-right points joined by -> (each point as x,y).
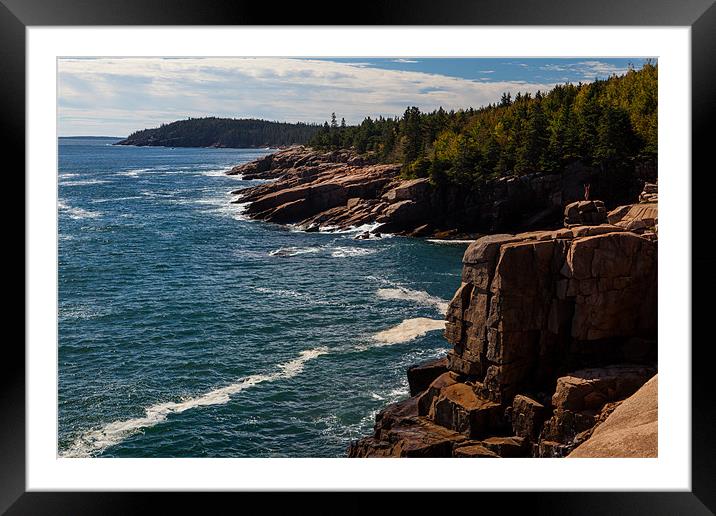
266,245 -> 376,259
269,246 -> 322,257
60,347 -> 329,458
60,179 -> 110,186
230,202 -> 252,221
58,172 -> 79,179
330,246 -> 377,258
91,196 -> 143,204
317,222 -> 392,237
426,239 -> 475,245
199,167 -> 240,178
58,200 -> 101,220
376,286 -> 449,315
371,317 -> 446,345
117,168 -> 152,178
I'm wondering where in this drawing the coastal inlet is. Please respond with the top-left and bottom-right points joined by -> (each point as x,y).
58,137 -> 466,457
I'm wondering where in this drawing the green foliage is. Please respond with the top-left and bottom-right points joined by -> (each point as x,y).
119,117 -> 321,148
309,62 -> 658,190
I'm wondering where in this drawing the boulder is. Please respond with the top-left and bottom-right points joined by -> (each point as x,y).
564,200 -> 607,226
430,383 -> 503,438
417,371 -> 460,416
453,443 -> 501,458
382,178 -> 430,203
373,395 -> 420,435
511,394 -> 547,441
477,436 -> 528,457
407,357 -> 449,396
349,416 -> 466,457
639,182 -> 658,203
550,365 -> 655,412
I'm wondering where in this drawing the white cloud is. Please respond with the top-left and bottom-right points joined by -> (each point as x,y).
540,60 -> 632,79
58,57 -> 556,136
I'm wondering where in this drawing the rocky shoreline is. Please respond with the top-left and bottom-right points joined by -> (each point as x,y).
348,182 -> 658,458
228,145 -> 655,239
227,148 -> 658,457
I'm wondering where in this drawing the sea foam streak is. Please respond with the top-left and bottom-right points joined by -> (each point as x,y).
60,179 -> 110,186
58,200 -> 101,220
269,246 -> 322,257
330,246 -> 376,258
60,347 -> 328,458
426,239 -> 475,245
371,317 -> 446,345
376,286 -> 449,315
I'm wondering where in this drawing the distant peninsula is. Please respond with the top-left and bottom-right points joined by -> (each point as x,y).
115,116 -> 322,148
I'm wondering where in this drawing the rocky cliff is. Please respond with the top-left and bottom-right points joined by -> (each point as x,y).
229,146 -> 655,237
348,184 -> 658,458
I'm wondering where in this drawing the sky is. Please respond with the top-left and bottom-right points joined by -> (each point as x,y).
58,57 -> 652,137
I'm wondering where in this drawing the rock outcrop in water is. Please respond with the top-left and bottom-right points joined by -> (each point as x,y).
228,146 -> 656,237
348,188 -> 658,458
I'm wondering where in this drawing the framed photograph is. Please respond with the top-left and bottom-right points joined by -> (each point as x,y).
7,0 -> 715,512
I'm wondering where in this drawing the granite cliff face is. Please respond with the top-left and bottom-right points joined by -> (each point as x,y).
229,146 -> 655,237
227,147 -> 659,457
348,183 -> 658,458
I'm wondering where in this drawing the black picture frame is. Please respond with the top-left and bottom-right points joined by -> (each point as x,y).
5,0 -> 715,513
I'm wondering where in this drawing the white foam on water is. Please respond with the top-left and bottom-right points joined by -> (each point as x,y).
60,179 -> 110,187
348,222 -> 383,234
426,239 -> 475,245
60,347 -> 329,458
318,222 -> 386,235
58,200 -> 101,220
269,246 -> 322,257
117,169 -> 148,178
330,246 -> 377,258
58,172 -> 79,179
199,167 -> 240,178
371,317 -> 446,346
376,286 -> 449,315
231,202 -> 252,221
190,192 -> 252,221
91,196 -> 143,204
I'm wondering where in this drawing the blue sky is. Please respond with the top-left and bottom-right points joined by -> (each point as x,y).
58,57 -> 652,137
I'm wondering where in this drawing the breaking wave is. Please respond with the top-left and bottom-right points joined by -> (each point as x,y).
269,246 -> 322,257
426,239 -> 475,245
199,167 -> 240,178
60,347 -> 329,458
60,179 -> 110,186
376,286 -> 450,315
330,246 -> 377,258
58,200 -> 101,220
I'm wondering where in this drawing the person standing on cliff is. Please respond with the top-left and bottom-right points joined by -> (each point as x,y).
584,183 -> 591,201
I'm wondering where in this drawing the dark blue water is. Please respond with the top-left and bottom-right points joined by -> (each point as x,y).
58,137 -> 466,457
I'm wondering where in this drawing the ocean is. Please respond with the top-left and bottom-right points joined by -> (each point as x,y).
58,137 -> 466,457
